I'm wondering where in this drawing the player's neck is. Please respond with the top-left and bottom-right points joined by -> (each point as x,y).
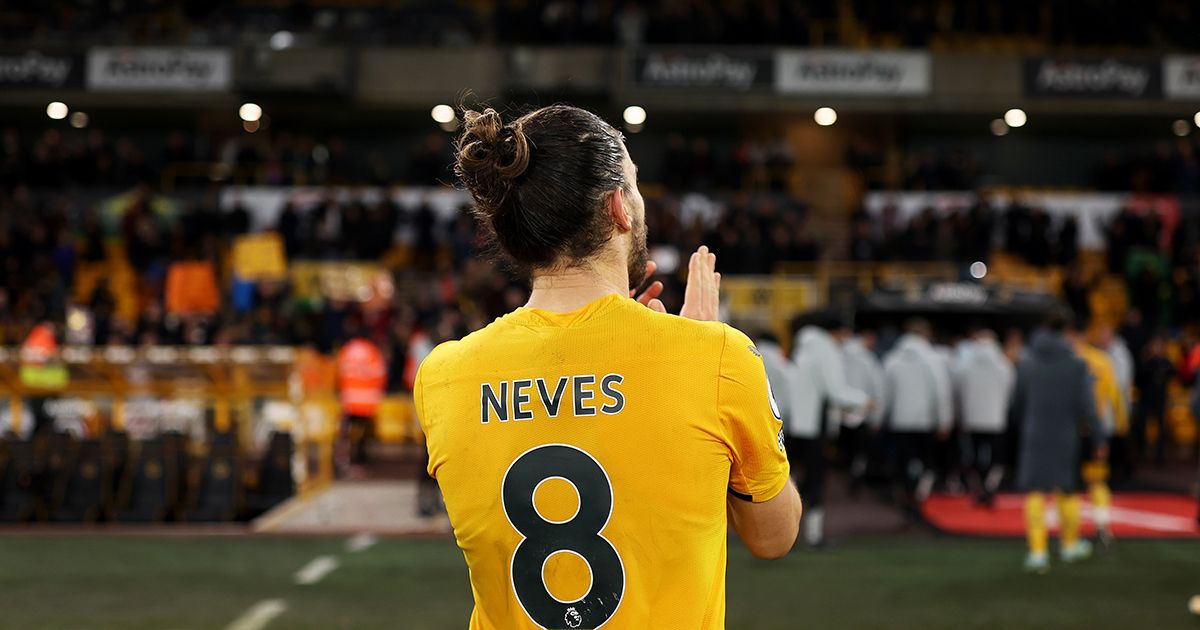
525,256 -> 629,313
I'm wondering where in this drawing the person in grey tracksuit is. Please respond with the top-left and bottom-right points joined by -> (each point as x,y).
1012,324 -> 1104,494
883,318 -> 953,507
755,332 -> 792,427
788,314 -> 869,546
842,329 -> 887,489
955,328 -> 1015,505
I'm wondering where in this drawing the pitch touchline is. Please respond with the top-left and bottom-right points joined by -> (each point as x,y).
225,599 -> 287,630
347,532 -> 379,553
294,555 -> 341,585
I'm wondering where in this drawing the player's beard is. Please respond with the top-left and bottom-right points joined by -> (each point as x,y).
626,211 -> 650,292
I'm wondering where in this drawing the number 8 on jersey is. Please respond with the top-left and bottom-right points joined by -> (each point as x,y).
501,444 -> 625,629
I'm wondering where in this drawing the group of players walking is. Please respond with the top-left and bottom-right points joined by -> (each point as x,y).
763,309 -> 1130,572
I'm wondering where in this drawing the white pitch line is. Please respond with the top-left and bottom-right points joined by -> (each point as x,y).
1092,505 -> 1196,533
294,555 -> 340,585
346,532 -> 378,553
226,599 -> 287,630
1040,504 -> 1193,533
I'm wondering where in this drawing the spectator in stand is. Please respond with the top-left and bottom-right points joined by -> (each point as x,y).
412,198 -> 439,271
1104,207 -> 1139,274
902,208 -> 937,261
661,134 -> 689,190
1134,335 -> 1175,466
1128,257 -> 1167,330
408,133 -> 452,186
963,202 -> 996,263
1060,264 -> 1093,325
1004,203 -> 1031,259
1057,216 -> 1079,266
277,201 -> 303,259
686,137 -> 717,191
848,210 -> 877,261
1119,309 -> 1151,367
1025,208 -> 1052,267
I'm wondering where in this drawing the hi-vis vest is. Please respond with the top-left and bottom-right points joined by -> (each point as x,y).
20,323 -> 68,389
337,338 -> 386,417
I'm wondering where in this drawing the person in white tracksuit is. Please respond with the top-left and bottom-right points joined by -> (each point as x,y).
955,327 -> 1015,506
841,329 -> 887,490
1096,324 -> 1134,481
755,332 -> 792,427
883,318 -> 953,510
788,313 -> 870,547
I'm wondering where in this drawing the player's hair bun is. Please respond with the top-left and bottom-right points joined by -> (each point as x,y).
454,104 -> 627,270
455,108 -> 531,215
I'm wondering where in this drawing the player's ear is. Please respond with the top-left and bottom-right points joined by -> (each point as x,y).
608,186 -> 632,233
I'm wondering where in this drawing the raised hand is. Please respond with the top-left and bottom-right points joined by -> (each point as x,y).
681,245 -> 720,321
631,260 -> 666,313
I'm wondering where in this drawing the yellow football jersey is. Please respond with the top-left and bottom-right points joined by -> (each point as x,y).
1075,342 -> 1127,436
415,292 -> 789,630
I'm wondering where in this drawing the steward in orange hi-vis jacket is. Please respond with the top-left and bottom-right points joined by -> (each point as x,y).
337,337 -> 386,466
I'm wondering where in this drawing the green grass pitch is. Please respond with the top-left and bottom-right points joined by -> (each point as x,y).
0,535 -> 1197,629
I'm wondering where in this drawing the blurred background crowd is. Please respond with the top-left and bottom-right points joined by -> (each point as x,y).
5,0 -> 1198,48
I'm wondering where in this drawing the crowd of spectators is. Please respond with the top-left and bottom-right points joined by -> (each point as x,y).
4,125 -> 811,195
1093,142 -> 1200,195
8,116 -> 1200,410
659,134 -> 796,193
5,0 -> 1196,49
851,139 -> 1200,195
0,127 -> 459,191
0,177 -> 812,399
853,0 -> 1197,48
849,201 -> 1087,267
16,122 -> 1200,199
850,197 -> 1200,335
647,191 -> 817,274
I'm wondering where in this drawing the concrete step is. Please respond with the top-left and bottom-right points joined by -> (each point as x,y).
253,480 -> 451,536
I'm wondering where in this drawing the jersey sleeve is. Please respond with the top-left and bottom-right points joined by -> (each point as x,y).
718,326 -> 791,503
412,347 -> 439,478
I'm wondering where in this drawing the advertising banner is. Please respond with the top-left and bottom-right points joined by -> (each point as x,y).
87,47 -> 232,91
1164,55 -> 1200,100
0,50 -> 84,89
632,49 -> 773,91
774,50 -> 930,95
1023,57 -> 1161,99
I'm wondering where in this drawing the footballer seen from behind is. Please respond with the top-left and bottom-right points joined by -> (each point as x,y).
414,105 -> 802,630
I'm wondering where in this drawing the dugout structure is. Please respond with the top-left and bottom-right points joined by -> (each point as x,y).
0,345 -> 338,522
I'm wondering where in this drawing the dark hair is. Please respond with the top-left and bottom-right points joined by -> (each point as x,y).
1044,307 -> 1073,332
904,317 -> 932,338
455,105 -> 628,269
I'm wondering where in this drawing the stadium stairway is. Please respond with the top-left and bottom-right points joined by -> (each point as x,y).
252,479 -> 451,536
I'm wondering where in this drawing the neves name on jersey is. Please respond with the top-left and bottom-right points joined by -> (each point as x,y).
481,374 -> 625,423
